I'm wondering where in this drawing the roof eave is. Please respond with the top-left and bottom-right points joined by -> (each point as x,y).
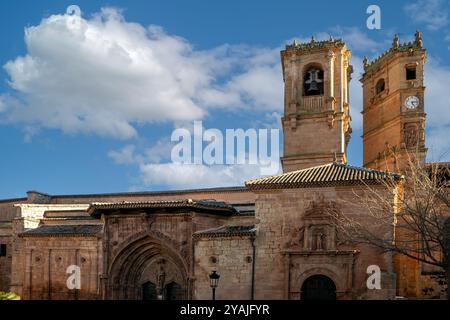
246,178 -> 401,191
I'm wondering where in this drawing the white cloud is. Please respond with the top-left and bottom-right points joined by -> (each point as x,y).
0,7 -> 383,142
0,8 -> 283,139
349,55 -> 364,131
145,137 -> 174,163
108,140 -> 173,165
225,61 -> 282,110
423,57 -> 450,161
4,6 -> 447,186
23,125 -> 40,143
326,26 -> 383,54
425,58 -> 450,128
445,34 -> 450,50
108,145 -> 139,165
250,111 -> 282,130
404,0 -> 449,31
139,162 -> 262,189
427,126 -> 450,161
109,124 -> 282,189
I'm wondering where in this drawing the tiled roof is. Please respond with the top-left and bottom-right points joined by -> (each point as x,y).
20,224 -> 102,237
232,203 -> 255,215
193,225 -> 256,239
246,162 -> 401,190
88,199 -> 237,217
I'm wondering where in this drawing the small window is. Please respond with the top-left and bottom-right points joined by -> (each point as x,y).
376,78 -> 385,94
406,67 -> 416,80
0,244 -> 6,257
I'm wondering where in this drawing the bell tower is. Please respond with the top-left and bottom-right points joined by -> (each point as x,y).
281,37 -> 352,172
361,32 -> 427,172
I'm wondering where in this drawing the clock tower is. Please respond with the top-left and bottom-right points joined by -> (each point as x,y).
361,32 -> 427,172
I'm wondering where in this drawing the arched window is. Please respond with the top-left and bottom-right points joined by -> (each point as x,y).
376,78 -> 385,94
303,67 -> 324,96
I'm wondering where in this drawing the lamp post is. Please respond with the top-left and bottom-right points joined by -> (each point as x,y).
209,270 -> 220,300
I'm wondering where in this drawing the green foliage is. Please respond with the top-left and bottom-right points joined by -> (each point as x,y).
0,291 -> 20,300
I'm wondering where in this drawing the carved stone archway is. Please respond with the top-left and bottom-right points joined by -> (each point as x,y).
106,234 -> 189,300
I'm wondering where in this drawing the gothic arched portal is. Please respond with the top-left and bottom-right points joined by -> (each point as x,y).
106,235 -> 189,300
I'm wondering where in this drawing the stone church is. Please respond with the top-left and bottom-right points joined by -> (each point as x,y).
0,32 -> 446,300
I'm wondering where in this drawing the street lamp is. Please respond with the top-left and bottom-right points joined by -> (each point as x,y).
209,270 -> 220,300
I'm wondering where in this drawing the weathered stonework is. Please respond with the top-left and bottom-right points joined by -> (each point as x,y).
361,32 -> 427,172
194,234 -> 254,300
0,34 -> 447,300
251,187 -> 396,300
281,38 -> 352,171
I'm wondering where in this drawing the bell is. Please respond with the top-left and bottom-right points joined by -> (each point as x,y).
308,80 -> 318,91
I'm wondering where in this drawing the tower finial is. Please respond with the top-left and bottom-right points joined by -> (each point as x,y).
414,30 -> 423,48
392,34 -> 400,49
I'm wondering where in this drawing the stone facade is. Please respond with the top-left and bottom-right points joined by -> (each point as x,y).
251,187 -> 396,300
361,32 -> 427,172
13,236 -> 100,300
281,38 -> 352,171
0,34 -> 448,300
194,233 -> 255,300
0,199 -> 25,291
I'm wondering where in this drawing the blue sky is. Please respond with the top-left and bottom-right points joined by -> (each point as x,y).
0,0 -> 449,199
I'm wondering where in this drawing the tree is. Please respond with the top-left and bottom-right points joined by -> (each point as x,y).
0,291 -> 20,300
328,155 -> 450,299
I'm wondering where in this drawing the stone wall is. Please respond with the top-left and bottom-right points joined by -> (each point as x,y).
252,186 -> 396,300
0,201 -> 23,292
0,234 -> 12,291
102,210 -> 236,299
11,236 -> 101,300
15,204 -> 90,229
194,235 -> 254,300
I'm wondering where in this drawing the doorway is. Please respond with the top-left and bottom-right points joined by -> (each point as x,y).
300,275 -> 336,300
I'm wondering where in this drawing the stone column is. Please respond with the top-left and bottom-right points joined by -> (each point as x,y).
343,56 -> 349,105
328,51 -> 335,99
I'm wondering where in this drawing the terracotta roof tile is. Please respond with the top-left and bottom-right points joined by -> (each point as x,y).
193,225 -> 256,239
88,199 -> 237,217
246,162 -> 401,190
20,224 -> 102,237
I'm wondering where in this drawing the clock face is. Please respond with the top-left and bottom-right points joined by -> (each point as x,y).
405,95 -> 420,109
